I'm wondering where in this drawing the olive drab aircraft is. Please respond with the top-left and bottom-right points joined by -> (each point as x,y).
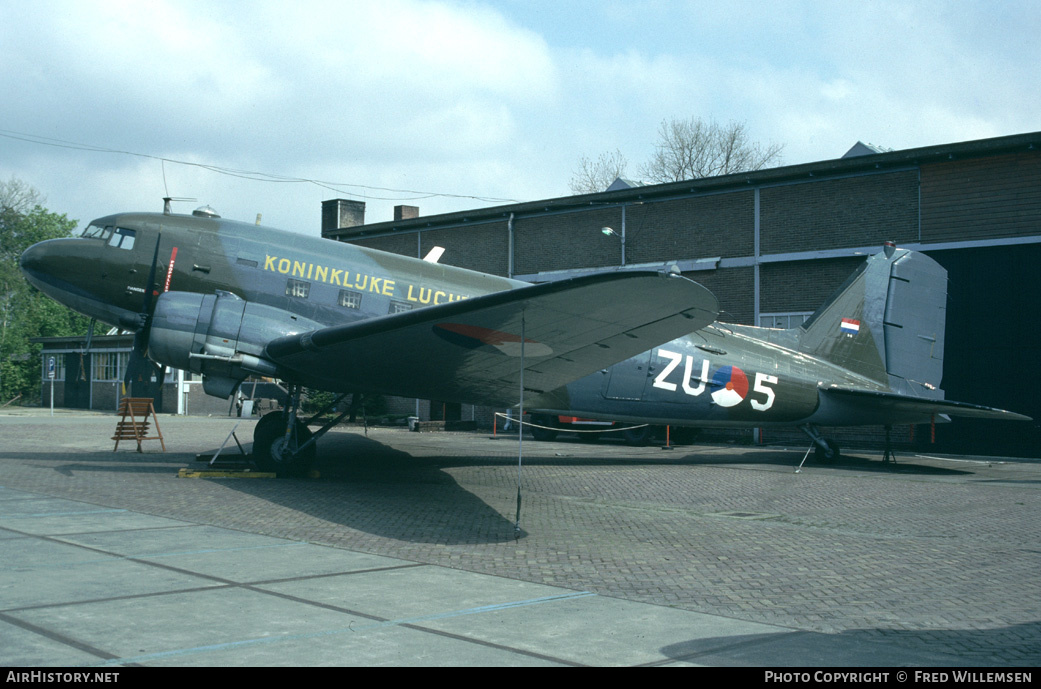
20,204 -> 1028,474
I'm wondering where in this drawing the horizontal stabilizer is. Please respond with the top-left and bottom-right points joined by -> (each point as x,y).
266,270 -> 719,406
821,387 -> 1031,424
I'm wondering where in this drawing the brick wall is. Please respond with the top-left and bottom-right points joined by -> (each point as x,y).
513,208 -> 622,275
352,232 -> 418,258
759,257 -> 865,314
921,150 -> 1041,242
420,221 -> 509,276
623,192 -> 754,263
687,266 -> 755,325
760,170 -> 919,254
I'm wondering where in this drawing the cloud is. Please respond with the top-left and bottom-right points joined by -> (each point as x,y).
0,0 -> 1038,233
0,0 -> 564,227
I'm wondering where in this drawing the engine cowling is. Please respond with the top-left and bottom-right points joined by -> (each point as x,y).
148,290 -> 323,398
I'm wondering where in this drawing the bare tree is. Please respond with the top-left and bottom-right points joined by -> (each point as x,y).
642,117 -> 784,183
568,149 -> 630,195
0,177 -> 45,215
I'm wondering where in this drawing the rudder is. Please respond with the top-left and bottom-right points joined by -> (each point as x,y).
796,245 -> 948,398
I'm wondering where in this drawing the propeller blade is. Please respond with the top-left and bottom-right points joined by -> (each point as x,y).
123,233 -> 164,392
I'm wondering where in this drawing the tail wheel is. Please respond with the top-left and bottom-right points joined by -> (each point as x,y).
814,437 -> 840,463
253,411 -> 316,476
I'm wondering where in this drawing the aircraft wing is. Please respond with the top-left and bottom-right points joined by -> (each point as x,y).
821,387 -> 1032,423
265,270 -> 718,407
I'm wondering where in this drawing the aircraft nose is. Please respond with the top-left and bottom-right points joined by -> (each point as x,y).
18,239 -> 80,292
19,241 -> 46,277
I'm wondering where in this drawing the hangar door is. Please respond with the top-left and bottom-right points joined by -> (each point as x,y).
927,244 -> 1040,458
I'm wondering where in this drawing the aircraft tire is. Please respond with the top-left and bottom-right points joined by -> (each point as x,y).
529,414 -> 559,441
814,437 -> 840,463
622,425 -> 654,446
253,412 -> 316,477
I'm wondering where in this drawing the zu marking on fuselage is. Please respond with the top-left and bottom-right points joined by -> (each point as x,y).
652,348 -> 777,411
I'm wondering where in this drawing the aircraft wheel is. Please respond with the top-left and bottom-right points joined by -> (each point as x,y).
814,437 -> 840,463
622,425 -> 654,446
529,414 -> 559,441
253,412 -> 316,477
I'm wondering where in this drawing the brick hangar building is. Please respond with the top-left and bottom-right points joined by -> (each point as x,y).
323,132 -> 1041,458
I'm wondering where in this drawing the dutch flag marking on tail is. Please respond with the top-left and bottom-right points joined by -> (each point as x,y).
840,317 -> 860,336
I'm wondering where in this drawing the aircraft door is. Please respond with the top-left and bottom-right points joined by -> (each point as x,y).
183,229 -> 238,297
602,351 -> 652,400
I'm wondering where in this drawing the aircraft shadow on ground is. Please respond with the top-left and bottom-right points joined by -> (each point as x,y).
682,446 -> 975,476
0,432 -> 971,545
1,441 -> 525,545
657,620 -> 1041,667
226,432 -> 532,544
464,436 -> 974,477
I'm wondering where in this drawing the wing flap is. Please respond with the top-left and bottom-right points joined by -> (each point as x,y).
265,270 -> 718,406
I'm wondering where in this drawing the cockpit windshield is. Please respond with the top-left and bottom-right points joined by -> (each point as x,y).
75,224 -> 113,240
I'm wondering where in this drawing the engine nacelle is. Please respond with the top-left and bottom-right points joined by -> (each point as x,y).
149,290 -> 323,398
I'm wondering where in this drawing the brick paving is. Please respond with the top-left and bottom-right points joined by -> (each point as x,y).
1,411 -> 1038,665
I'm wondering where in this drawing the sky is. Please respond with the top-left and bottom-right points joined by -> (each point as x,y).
1,0 -> 1039,234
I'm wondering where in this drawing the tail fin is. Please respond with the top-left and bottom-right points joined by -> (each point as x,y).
797,245 -> 947,398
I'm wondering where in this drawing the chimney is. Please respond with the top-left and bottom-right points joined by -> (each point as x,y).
321,199 -> 366,238
394,205 -> 419,221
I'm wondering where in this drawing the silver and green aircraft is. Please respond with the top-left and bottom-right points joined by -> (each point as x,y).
20,205 -> 1027,474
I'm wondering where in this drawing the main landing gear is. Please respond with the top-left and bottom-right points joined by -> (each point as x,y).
798,423 -> 900,469
251,386 -> 353,477
799,424 -> 841,464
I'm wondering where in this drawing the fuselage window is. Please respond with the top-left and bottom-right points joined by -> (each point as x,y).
108,227 -> 136,250
338,289 -> 362,309
389,300 -> 413,314
286,278 -> 310,299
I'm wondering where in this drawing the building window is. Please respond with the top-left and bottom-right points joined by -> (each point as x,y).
389,300 -> 413,314
108,227 -> 136,250
286,279 -> 310,298
93,352 -> 127,381
338,289 -> 362,309
758,312 -> 813,329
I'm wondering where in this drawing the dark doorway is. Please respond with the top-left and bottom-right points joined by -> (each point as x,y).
63,353 -> 91,409
925,245 -> 1041,457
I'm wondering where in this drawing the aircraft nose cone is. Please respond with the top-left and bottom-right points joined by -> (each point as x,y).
19,241 -> 45,277
18,239 -> 76,293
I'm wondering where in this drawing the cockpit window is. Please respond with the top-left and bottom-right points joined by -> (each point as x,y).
77,224 -> 113,240
108,227 -> 136,250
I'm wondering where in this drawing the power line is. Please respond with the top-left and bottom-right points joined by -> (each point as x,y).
0,128 -> 526,204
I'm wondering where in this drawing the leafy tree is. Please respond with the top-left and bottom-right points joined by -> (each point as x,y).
570,117 -> 784,192
0,178 -> 88,404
